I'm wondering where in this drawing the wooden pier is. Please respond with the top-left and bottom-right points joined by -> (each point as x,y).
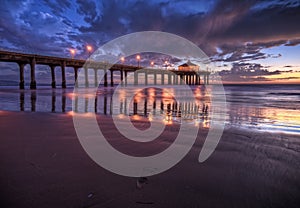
0,50 -> 210,89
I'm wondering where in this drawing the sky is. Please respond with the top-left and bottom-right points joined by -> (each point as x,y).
0,0 -> 300,84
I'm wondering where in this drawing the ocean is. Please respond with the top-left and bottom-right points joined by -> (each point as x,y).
0,84 -> 299,135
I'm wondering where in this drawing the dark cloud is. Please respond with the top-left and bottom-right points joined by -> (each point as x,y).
285,39 -> 300,46
0,1 -> 78,55
71,0 -> 300,64
76,0 -> 100,23
0,0 -> 299,83
198,0 -> 300,61
276,76 -> 300,80
77,1 -> 165,36
1,0 -> 300,58
207,1 -> 300,43
283,65 -> 299,68
43,0 -> 72,16
219,62 -> 294,82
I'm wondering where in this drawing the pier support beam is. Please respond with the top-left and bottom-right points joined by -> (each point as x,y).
154,72 -> 157,85
191,75 -> 195,85
84,67 -> 89,87
168,72 -> 172,85
134,71 -> 138,85
30,57 -> 36,89
173,74 -> 176,85
74,67 -> 78,86
120,70 -> 124,86
18,63 -> 25,89
180,74 -> 183,85
110,70 -> 114,87
124,71 -> 127,86
196,75 -> 199,85
104,69 -> 108,87
145,70 -> 148,85
161,72 -> 164,85
94,69 -> 98,87
61,61 -> 66,88
185,75 -> 188,85
50,65 -> 56,88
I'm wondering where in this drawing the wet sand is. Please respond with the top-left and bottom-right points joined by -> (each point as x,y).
0,111 -> 299,208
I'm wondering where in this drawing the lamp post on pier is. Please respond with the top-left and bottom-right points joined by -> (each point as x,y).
151,61 -> 154,68
136,55 -> 141,67
86,45 -> 93,57
120,56 -> 125,64
70,49 -> 76,59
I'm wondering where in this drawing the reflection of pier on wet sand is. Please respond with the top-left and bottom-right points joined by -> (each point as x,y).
0,50 -> 210,89
18,88 -> 210,125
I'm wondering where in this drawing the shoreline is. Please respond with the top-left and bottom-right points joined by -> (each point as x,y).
0,111 -> 299,207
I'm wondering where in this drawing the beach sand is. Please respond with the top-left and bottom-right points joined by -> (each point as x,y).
0,111 -> 299,208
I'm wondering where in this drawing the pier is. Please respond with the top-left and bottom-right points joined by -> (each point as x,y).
0,50 -> 210,89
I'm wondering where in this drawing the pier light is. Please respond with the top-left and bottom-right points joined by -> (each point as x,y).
70,49 -> 76,59
151,61 -> 154,67
136,55 -> 141,67
120,56 -> 125,63
164,60 -> 168,69
86,45 -> 93,56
